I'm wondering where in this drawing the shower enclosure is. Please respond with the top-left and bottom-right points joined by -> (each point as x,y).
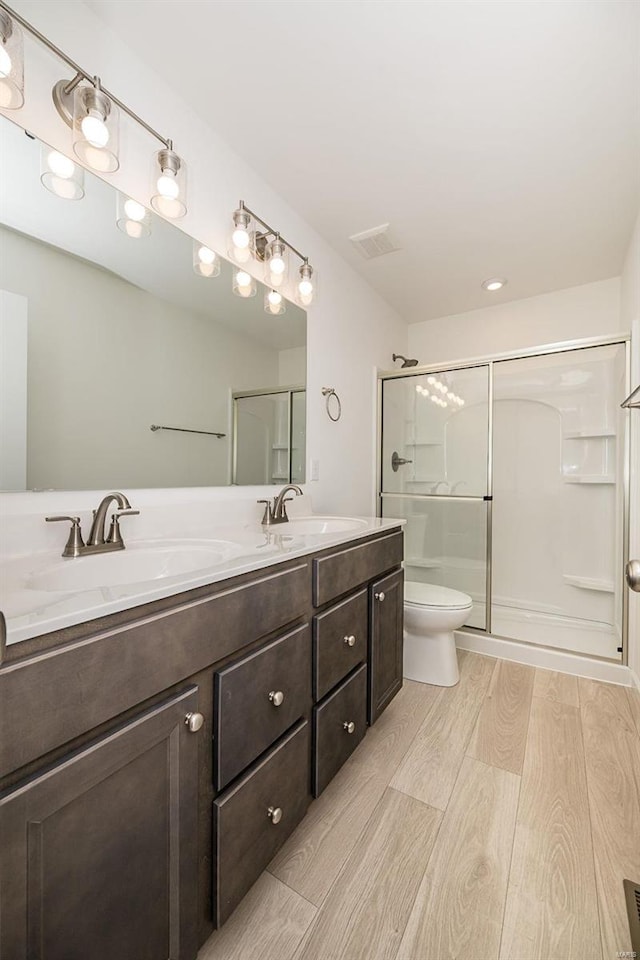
379,338 -> 630,662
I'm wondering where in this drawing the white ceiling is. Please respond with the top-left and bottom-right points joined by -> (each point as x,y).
87,0 -> 640,321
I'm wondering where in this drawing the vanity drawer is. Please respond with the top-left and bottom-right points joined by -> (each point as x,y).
313,663 -> 367,797
214,624 -> 311,790
312,531 -> 403,607
313,589 -> 367,700
213,719 -> 311,926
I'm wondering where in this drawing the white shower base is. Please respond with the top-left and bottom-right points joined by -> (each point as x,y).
469,601 -> 620,661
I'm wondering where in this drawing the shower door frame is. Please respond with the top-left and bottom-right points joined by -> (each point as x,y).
377,333 -> 632,664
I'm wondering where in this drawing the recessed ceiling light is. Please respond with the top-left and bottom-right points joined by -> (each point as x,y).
482,277 -> 507,292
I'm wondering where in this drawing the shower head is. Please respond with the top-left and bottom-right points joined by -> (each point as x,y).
393,353 -> 419,368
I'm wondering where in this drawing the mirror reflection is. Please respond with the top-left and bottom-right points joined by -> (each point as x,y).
0,118 -> 306,491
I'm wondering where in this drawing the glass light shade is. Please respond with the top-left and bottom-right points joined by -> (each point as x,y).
40,144 -> 85,200
73,83 -> 120,173
193,241 -> 221,278
116,192 -> 151,238
150,147 -> 187,219
0,13 -> 23,109
295,262 -> 316,307
264,288 -> 286,316
232,268 -> 256,298
264,237 -> 288,288
228,207 -> 252,264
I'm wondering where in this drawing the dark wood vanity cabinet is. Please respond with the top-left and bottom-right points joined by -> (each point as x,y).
0,687 -> 200,960
369,568 -> 404,723
0,526 -> 404,956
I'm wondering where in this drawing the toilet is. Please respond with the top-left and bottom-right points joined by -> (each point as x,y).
403,581 -> 473,686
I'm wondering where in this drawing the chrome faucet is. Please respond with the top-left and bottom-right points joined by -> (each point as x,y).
257,484 -> 303,525
46,492 -> 140,558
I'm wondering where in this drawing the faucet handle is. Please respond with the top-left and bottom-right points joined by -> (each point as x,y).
280,497 -> 294,521
45,516 -> 85,558
257,500 -> 274,525
106,510 -> 139,546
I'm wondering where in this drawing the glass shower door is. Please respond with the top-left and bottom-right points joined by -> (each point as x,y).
491,343 -> 627,660
380,365 -> 491,630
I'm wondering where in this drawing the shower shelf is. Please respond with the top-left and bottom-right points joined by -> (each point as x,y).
563,574 -> 615,593
563,431 -> 615,439
563,475 -> 615,484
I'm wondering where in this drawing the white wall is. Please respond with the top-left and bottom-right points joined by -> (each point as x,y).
408,277 -> 623,366
0,291 -> 27,490
0,226 -> 280,489
1,0 -> 406,516
621,210 -> 640,682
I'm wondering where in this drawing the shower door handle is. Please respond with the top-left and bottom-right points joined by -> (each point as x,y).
626,559 -> 640,593
391,451 -> 413,472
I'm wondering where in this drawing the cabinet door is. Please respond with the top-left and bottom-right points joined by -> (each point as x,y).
368,569 -> 404,723
0,687 -> 200,960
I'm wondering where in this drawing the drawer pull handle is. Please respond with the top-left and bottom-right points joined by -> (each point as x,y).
269,690 -> 285,707
375,591 -> 385,602
267,806 -> 283,824
343,721 -> 356,734
184,712 -> 204,733
343,634 -> 357,647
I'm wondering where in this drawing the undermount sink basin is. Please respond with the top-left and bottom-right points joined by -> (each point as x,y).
283,516 -> 368,535
28,540 -> 237,592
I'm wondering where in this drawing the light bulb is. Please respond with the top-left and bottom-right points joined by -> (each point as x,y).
298,279 -> 313,298
198,246 -> 216,265
427,376 -> 435,385
447,392 -> 455,401
0,45 -> 12,79
124,198 -> 146,221
430,395 -> 438,404
270,255 -> 285,275
236,271 -> 251,287
47,151 -> 75,179
125,220 -> 144,239
157,172 -> 179,200
415,384 -> 422,393
81,110 -> 110,148
268,290 -> 282,306
232,227 -> 250,249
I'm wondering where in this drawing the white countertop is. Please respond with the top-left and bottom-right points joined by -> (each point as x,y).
1,515 -> 404,647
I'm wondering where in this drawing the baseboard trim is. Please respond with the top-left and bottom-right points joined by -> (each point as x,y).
455,629 -> 635,687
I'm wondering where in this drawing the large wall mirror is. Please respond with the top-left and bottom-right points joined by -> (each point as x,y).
0,117 -> 307,491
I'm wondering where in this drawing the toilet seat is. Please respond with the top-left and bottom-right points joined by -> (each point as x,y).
404,581 -> 473,611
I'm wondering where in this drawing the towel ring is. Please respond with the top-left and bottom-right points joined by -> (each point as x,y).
321,387 -> 342,422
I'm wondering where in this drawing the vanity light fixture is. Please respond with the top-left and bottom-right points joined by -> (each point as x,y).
151,143 -> 187,219
0,7 -> 23,108
116,193 -> 151,238
229,200 -> 316,306
193,241 -> 220,278
233,268 -> 256,299
481,277 -> 506,292
264,289 -> 286,315
0,4 -> 188,208
40,144 -> 84,200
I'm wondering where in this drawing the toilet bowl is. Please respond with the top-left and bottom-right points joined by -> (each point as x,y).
403,581 -> 473,686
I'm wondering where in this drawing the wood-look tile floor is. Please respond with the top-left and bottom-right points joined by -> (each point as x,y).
199,652 -> 640,960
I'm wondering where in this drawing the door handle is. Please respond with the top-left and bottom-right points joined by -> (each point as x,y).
626,559 -> 640,593
391,451 -> 413,472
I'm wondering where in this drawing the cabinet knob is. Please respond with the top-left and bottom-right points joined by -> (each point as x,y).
269,690 -> 285,707
267,806 -> 283,824
343,721 -> 356,734
184,712 -> 204,733
375,591 -> 385,602
343,634 -> 357,647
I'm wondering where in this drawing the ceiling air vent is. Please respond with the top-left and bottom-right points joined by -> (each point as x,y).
349,223 -> 401,260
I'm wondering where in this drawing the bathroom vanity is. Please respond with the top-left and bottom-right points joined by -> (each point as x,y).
0,521 -> 403,959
